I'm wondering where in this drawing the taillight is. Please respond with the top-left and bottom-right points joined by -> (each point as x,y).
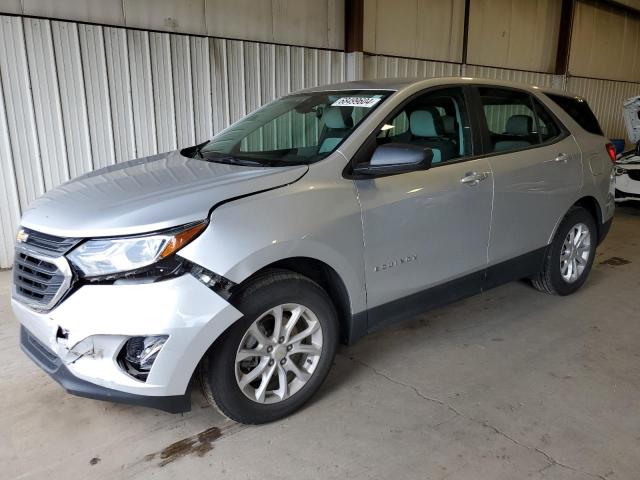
605,143 -> 616,163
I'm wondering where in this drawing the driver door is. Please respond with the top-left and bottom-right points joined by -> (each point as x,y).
353,86 -> 494,331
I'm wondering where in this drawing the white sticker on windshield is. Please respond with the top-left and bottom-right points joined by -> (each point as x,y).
331,96 -> 381,108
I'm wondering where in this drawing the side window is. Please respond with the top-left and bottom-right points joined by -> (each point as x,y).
531,97 -> 561,143
478,87 -> 539,153
375,87 -> 472,165
478,88 -> 563,153
546,94 -> 603,135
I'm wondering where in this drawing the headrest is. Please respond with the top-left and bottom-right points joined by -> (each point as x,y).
442,115 -> 455,134
410,110 -> 438,137
505,115 -> 533,135
323,107 -> 353,129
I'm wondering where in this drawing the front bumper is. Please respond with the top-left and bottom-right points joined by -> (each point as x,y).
614,172 -> 640,201
12,274 -> 243,411
20,326 -> 190,413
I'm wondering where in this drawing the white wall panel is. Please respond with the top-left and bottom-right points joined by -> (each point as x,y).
363,0 -> 465,63
171,35 -> 196,146
364,55 -> 461,79
128,29 -> 158,158
570,1 -> 640,82
52,21 -> 93,178
78,24 -> 116,170
124,0 -> 206,35
0,16 -> 44,210
0,0 -> 21,14
210,38 -> 231,134
149,32 -> 178,152
0,62 -> 21,267
0,15 -> 349,267
104,27 -> 136,163
464,65 -> 557,89
467,0 -> 561,73
226,40 -> 247,124
22,0 -> 125,25
191,37 -> 213,142
23,18 -> 69,189
10,0 -> 345,50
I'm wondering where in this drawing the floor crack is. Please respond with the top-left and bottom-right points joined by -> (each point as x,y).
346,354 -> 607,480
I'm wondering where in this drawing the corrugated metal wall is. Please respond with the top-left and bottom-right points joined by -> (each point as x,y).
363,57 -> 561,89
0,14 -> 348,267
364,55 -> 461,79
1,13 -> 639,268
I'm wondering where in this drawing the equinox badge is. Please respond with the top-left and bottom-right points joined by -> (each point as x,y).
374,254 -> 417,272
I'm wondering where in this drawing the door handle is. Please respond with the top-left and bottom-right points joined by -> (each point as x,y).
460,171 -> 490,186
554,153 -> 569,163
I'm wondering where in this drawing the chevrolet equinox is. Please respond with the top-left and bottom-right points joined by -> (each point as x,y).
13,77 -> 615,424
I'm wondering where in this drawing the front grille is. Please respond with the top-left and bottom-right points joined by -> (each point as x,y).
13,228 -> 78,310
628,170 -> 640,181
13,252 -> 66,308
21,228 -> 80,255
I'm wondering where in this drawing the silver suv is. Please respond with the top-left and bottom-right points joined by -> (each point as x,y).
13,78 -> 615,424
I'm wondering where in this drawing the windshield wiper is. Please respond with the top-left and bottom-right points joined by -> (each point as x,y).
200,153 -> 267,167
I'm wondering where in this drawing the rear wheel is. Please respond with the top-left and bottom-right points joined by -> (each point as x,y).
532,206 -> 597,295
200,270 -> 338,424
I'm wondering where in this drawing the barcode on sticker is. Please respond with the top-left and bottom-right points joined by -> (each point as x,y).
331,97 -> 381,108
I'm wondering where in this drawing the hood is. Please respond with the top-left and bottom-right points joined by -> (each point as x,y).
21,150 -> 308,238
623,96 -> 640,144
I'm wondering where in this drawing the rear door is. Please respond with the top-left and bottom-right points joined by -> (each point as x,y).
472,86 -> 582,266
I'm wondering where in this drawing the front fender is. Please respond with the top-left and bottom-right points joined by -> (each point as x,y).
178,178 -> 367,316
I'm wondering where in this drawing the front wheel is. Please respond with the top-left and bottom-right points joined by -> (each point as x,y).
200,270 -> 338,424
531,206 -> 597,295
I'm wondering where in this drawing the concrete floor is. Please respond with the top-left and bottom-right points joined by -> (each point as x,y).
2,206 -> 640,480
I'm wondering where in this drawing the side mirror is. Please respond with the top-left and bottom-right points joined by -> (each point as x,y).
352,143 -> 433,176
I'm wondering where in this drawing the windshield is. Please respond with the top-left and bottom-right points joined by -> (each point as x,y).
196,90 -> 392,166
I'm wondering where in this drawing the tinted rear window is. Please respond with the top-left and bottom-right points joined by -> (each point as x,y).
546,93 -> 603,135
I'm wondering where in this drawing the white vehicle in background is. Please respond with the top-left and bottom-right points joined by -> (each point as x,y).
615,96 -> 640,202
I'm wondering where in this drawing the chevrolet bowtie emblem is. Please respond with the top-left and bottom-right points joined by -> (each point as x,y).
16,229 -> 29,243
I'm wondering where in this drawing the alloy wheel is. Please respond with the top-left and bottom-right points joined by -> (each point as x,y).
560,222 -> 592,283
235,303 -> 323,404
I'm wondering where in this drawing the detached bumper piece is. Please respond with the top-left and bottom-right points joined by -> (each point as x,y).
20,326 -> 191,414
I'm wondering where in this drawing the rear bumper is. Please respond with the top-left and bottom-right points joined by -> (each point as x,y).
20,326 -> 190,413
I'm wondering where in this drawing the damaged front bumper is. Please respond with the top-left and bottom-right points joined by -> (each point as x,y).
614,159 -> 640,202
20,326 -> 190,413
12,274 -> 243,413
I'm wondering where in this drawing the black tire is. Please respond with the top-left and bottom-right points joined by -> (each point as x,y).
531,206 -> 597,296
199,269 -> 338,424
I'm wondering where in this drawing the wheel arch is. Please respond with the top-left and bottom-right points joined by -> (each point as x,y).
232,257 -> 360,345
548,195 -> 604,245
573,196 -> 604,243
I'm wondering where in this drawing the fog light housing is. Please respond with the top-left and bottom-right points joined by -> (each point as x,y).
119,335 -> 168,381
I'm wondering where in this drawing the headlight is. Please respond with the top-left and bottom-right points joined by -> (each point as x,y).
68,222 -> 207,277
614,166 -> 627,176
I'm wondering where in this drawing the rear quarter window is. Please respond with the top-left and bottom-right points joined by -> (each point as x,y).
545,93 -> 603,136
